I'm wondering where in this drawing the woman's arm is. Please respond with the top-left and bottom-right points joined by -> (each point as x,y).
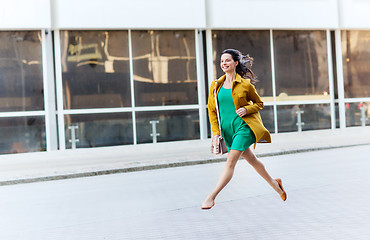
208,81 -> 221,136
244,83 -> 264,115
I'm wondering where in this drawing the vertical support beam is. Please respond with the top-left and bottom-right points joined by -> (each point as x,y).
205,29 -> 214,91
41,29 -> 58,151
54,30 -> 66,150
296,109 -> 305,132
68,125 -> 79,149
195,29 -> 207,139
335,30 -> 346,129
360,106 -> 368,127
128,29 -> 137,145
327,30 -> 336,129
270,29 -> 278,134
149,120 -> 160,143
205,29 -> 214,137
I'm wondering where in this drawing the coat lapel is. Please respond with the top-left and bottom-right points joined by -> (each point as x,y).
215,75 -> 226,95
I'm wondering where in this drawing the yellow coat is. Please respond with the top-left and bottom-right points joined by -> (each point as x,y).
208,74 -> 271,148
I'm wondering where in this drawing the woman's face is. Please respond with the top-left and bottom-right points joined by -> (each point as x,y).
220,53 -> 238,73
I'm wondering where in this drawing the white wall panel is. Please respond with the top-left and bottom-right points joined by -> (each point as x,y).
52,0 -> 206,29
339,0 -> 370,29
0,0 -> 51,29
206,0 -> 339,29
2,0 -> 370,30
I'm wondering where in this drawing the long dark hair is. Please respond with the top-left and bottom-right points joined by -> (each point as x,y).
222,49 -> 258,84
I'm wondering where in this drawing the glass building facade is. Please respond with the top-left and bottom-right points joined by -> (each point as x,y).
341,31 -> 370,127
0,26 -> 369,154
0,31 -> 46,154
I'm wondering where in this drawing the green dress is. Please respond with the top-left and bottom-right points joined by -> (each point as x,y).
218,86 -> 256,151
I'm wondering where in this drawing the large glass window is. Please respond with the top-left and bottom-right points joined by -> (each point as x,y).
131,30 -> 198,106
64,113 -> 133,149
60,31 -> 131,109
273,31 -> 330,101
136,110 -> 200,144
0,31 -> 44,112
277,104 -> 331,133
212,30 -> 273,99
342,31 -> 370,98
0,116 -> 45,154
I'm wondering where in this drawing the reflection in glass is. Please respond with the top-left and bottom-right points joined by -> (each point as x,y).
212,30 -> 272,97
0,31 -> 44,112
335,103 -> 340,129
64,113 -> 133,149
0,116 -> 45,154
346,102 -> 370,127
273,31 -> 329,101
60,31 -> 131,109
131,30 -> 198,106
277,104 -> 331,133
342,31 -> 370,98
136,110 -> 200,143
259,106 -> 275,134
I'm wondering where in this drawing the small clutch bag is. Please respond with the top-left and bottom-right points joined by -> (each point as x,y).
212,135 -> 228,155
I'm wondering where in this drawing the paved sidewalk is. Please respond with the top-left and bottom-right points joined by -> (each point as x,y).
0,126 -> 369,185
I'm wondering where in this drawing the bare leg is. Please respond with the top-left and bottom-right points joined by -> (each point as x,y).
241,148 -> 283,196
201,150 -> 243,209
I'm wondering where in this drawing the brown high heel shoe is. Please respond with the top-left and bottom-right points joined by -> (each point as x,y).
275,178 -> 287,201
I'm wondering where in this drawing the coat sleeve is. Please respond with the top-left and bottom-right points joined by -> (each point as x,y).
208,81 -> 221,136
244,83 -> 264,115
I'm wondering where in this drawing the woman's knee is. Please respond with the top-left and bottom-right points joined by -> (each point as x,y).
225,161 -> 236,170
242,149 -> 257,164
226,150 -> 242,168
225,157 -> 238,168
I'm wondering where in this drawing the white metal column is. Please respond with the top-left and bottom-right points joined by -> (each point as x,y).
326,30 -> 336,129
195,29 -> 207,139
335,30 -> 346,129
41,29 -> 58,151
270,29 -> 278,134
128,29 -> 137,145
205,29 -> 214,91
204,29 -> 215,137
54,30 -> 66,150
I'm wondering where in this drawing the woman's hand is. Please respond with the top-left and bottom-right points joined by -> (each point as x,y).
211,135 -> 220,153
236,107 -> 247,117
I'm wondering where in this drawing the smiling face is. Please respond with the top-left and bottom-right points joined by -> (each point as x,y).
220,53 -> 238,74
